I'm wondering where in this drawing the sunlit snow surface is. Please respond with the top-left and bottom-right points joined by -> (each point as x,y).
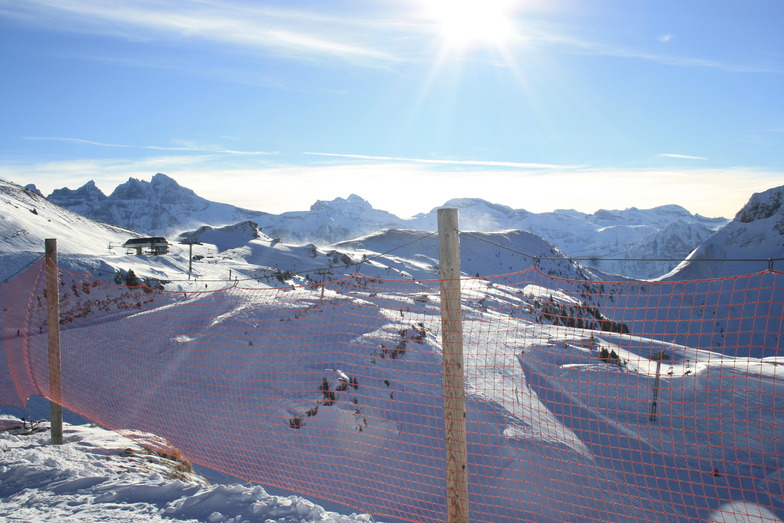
1,179 -> 783,522
0,417 -> 375,522
2,261 -> 782,522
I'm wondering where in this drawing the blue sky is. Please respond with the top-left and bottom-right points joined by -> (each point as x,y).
0,0 -> 782,218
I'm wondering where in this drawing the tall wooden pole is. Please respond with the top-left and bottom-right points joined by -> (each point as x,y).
45,239 -> 63,445
437,208 -> 469,523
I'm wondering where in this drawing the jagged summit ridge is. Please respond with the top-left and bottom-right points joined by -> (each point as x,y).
735,186 -> 783,225
310,193 -> 372,212
48,173 -> 269,237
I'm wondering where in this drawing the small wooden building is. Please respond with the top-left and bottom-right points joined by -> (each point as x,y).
123,237 -> 169,255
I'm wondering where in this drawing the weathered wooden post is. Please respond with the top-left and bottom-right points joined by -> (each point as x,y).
437,208 -> 469,522
45,239 -> 63,445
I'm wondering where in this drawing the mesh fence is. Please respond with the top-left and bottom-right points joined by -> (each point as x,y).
1,256 -> 782,522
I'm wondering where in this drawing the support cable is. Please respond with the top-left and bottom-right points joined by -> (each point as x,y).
0,254 -> 45,285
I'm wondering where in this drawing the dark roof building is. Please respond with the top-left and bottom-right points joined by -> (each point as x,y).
123,237 -> 169,255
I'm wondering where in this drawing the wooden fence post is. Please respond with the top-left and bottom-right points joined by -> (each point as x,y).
45,239 -> 63,445
437,208 -> 469,522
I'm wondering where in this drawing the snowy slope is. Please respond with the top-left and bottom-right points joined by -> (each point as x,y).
0,179 -> 146,284
0,416 -> 374,523
0,179 -> 137,257
335,228 -> 601,281
2,266 -> 781,522
590,220 -> 718,279
666,186 -> 784,280
407,198 -> 517,231
1,178 -> 783,521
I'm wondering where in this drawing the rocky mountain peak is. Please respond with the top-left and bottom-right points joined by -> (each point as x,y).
735,186 -> 783,225
24,184 -> 43,196
310,194 -> 373,212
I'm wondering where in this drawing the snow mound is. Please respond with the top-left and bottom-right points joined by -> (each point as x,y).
0,416 -> 374,523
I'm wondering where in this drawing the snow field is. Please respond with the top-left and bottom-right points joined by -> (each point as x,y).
0,416 -> 375,522
1,244 -> 783,521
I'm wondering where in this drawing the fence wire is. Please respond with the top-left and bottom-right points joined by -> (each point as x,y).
1,258 -> 782,522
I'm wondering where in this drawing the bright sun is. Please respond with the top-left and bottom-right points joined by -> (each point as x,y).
427,0 -> 515,49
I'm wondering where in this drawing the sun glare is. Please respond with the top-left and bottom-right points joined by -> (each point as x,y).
428,0 -> 515,49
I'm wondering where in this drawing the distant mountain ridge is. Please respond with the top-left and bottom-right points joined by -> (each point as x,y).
407,198 -> 727,279
44,173 -> 734,279
48,173 -> 269,236
664,185 -> 784,280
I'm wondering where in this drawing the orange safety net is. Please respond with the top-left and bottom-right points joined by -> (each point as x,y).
1,257 -> 782,522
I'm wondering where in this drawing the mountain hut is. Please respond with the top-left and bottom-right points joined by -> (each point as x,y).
123,237 -> 169,255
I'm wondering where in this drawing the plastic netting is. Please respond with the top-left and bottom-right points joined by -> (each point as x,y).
1,256 -> 782,522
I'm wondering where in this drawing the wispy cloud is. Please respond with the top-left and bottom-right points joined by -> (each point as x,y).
6,0 -> 779,74
24,136 -> 131,148
658,153 -> 709,160
528,26 -> 782,74
24,136 -> 277,156
304,152 -> 578,170
5,0 -> 400,66
142,145 -> 277,156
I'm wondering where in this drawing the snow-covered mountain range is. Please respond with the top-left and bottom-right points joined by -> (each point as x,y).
4,175 -> 783,284
0,177 -> 594,288
409,198 -> 730,279
45,173 -> 730,279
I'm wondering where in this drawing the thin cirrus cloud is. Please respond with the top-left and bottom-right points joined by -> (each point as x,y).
658,153 -> 709,160
8,0 -> 399,66
304,152 -> 579,170
142,145 -> 277,156
9,0 -> 773,74
528,28 -> 782,74
24,136 -> 131,148
24,136 -> 277,156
